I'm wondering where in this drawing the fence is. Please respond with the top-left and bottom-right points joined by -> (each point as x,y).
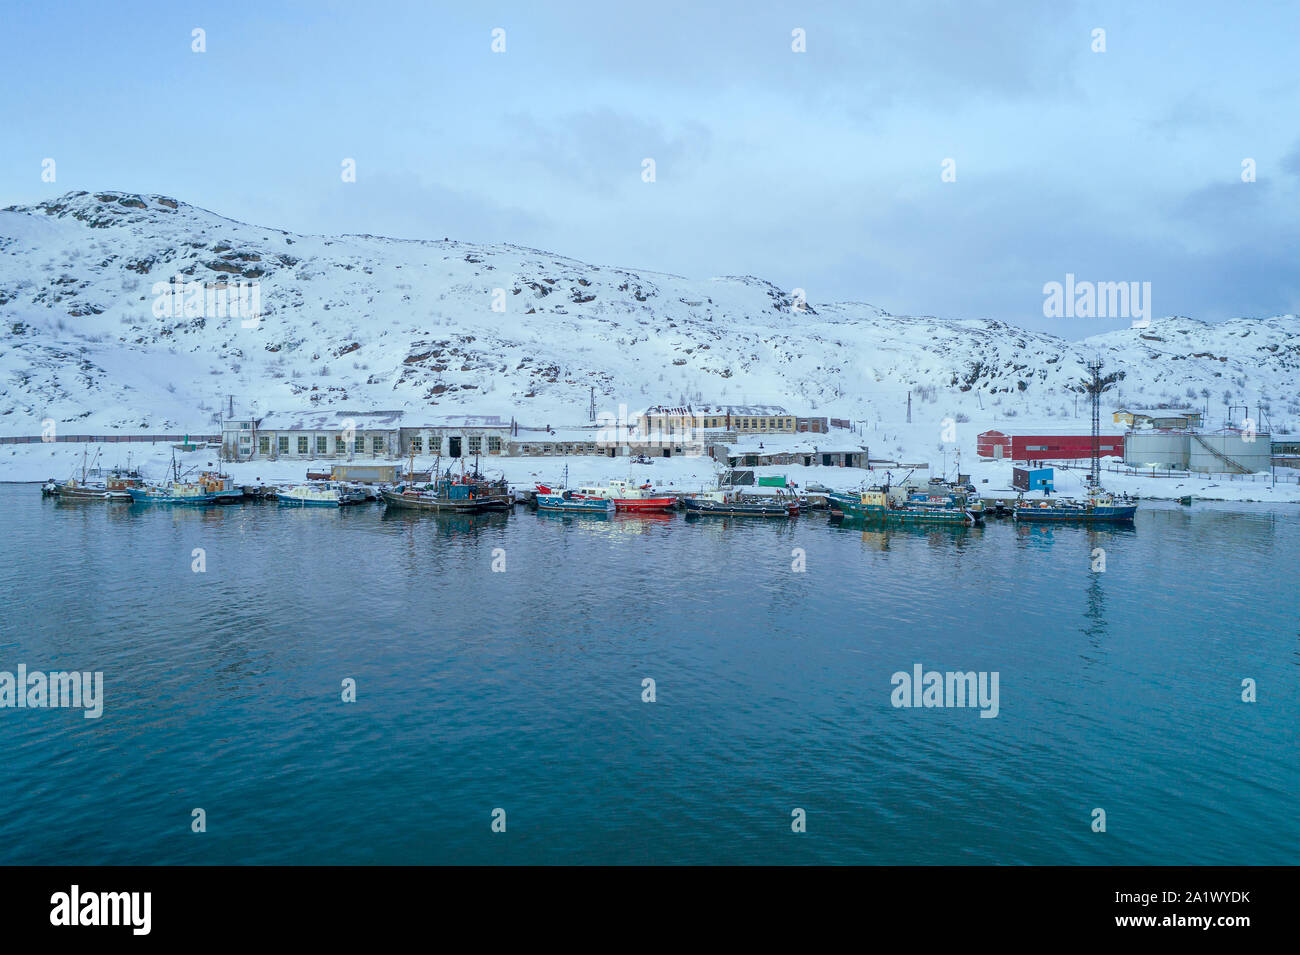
0,434 -> 221,445
1104,464 -> 1295,483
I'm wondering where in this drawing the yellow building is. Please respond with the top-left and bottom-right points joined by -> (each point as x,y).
636,404 -> 796,435
1114,408 -> 1204,429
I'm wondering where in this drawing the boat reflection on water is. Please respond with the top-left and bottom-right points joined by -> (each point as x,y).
1014,521 -> 1138,544
380,506 -> 509,534
830,514 -> 984,550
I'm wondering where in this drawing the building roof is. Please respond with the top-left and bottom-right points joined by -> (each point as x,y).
414,415 -> 511,429
513,426 -> 606,444
636,403 -> 790,417
257,409 -> 407,431
1117,407 -> 1202,417
255,410 -> 512,431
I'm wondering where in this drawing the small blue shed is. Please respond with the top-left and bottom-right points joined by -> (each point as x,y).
1013,467 -> 1054,493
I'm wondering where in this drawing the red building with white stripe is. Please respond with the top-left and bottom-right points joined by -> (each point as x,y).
977,431 -> 1125,461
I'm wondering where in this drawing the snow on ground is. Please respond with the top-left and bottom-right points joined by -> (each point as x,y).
5,438 -> 1298,503
2,190 -> 1296,506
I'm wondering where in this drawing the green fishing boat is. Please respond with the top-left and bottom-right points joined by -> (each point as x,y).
828,489 -> 976,526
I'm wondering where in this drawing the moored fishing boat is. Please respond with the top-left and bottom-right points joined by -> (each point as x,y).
576,480 -> 677,512
128,481 -> 219,505
382,450 -> 512,512
829,488 -> 976,526
904,488 -> 985,524
1012,487 -> 1137,523
127,454 -> 230,506
535,490 -> 614,513
276,482 -> 365,506
44,450 -> 141,503
381,476 -> 500,512
682,488 -> 790,517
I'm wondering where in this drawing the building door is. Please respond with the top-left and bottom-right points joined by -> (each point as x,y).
822,453 -> 833,467
449,436 -> 462,458
844,454 -> 854,467
663,448 -> 671,458
994,445 -> 1003,460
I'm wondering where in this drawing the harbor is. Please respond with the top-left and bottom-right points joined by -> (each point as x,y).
3,480 -> 1295,866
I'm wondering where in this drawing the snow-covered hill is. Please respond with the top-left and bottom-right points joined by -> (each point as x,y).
2,190 -> 1297,436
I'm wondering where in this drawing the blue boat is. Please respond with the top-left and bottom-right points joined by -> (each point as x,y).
535,491 -> 614,513
1013,489 -> 1137,523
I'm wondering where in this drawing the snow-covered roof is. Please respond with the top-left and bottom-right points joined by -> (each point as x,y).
413,414 -> 511,429
257,410 -> 513,431
257,409 -> 406,431
636,404 -> 790,417
1117,407 -> 1202,417
513,427 -> 606,444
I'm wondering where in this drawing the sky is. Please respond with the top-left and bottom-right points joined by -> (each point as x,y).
2,0 -> 1297,337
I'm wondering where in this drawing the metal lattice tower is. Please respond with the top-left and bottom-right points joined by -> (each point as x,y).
1086,358 -> 1103,487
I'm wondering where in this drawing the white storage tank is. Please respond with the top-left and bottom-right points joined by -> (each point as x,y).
1124,431 -> 1189,469
1189,432 -> 1272,473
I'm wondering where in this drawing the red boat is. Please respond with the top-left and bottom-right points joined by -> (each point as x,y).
577,480 -> 677,513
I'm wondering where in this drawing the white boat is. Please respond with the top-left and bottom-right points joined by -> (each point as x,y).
276,482 -> 366,507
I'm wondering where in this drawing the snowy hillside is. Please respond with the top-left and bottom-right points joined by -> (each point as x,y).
2,190 -> 1298,436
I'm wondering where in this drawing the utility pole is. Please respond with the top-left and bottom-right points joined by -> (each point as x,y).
906,391 -> 912,424
589,386 -> 595,422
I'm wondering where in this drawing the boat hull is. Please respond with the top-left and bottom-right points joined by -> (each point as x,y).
128,489 -> 217,505
535,493 -> 613,513
381,488 -> 483,512
683,499 -> 789,517
52,485 -> 132,503
1014,505 -> 1137,522
611,497 -> 677,512
829,493 -> 973,525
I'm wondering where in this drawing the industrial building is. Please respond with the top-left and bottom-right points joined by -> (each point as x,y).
1123,429 -> 1272,473
221,411 -> 516,462
976,431 -> 1125,462
1113,408 -> 1205,430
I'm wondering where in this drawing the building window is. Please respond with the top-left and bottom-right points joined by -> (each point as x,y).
467,436 -> 482,454
335,436 -> 345,453
353,437 -> 364,455
410,436 -> 423,453
487,436 -> 501,453
297,436 -> 309,455
316,436 -> 327,455
278,436 -> 289,455
372,436 -> 384,454
259,436 -> 270,454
